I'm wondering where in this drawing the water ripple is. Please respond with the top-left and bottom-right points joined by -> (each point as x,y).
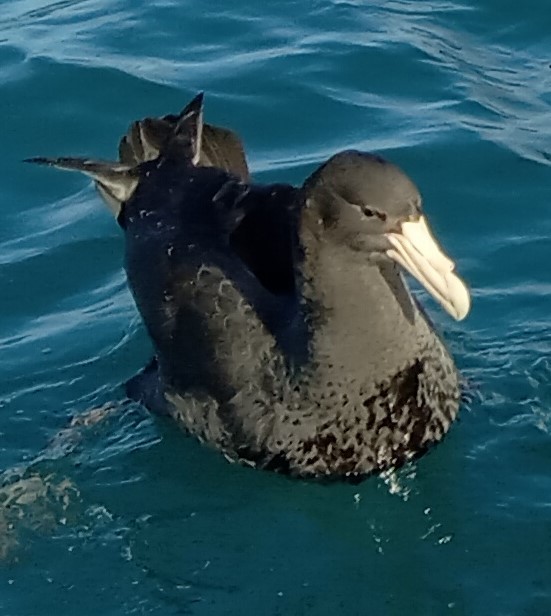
1,0 -> 550,613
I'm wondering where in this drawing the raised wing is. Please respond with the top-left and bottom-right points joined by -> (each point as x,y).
118,111 -> 249,182
26,93 -> 293,297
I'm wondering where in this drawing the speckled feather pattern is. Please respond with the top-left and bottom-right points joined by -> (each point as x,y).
161,258 -> 460,480
114,105 -> 464,480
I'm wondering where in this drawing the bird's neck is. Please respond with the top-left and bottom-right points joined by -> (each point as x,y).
298,230 -> 430,383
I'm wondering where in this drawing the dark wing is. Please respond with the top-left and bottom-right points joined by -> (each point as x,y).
118,115 -> 249,182
227,183 -> 298,297
24,95 -> 207,220
117,102 -> 294,298
201,123 -> 249,182
209,178 -> 305,361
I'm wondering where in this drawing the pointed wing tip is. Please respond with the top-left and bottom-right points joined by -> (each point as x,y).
191,91 -> 205,106
180,92 -> 205,120
22,156 -> 93,173
23,157 -> 55,165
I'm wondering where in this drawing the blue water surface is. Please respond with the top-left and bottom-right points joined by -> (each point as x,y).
1,0 -> 550,614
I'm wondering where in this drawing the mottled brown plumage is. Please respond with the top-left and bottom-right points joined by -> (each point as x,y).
26,94 -> 470,480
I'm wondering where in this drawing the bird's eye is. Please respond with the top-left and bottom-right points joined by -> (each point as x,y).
362,206 -> 387,222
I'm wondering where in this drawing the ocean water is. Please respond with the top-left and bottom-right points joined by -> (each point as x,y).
1,0 -> 550,613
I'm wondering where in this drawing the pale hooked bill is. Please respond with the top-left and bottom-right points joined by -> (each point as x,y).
385,216 -> 471,321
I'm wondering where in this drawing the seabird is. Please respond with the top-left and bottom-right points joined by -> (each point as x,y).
26,93 -> 471,479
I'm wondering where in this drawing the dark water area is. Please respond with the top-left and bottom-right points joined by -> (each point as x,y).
1,0 -> 550,613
